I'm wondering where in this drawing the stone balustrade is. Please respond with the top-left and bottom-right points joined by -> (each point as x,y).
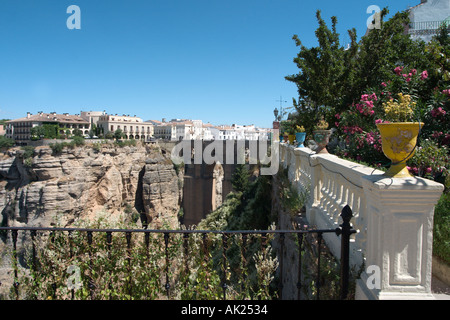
279,143 -> 444,300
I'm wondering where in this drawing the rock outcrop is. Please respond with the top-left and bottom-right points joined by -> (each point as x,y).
0,143 -> 182,229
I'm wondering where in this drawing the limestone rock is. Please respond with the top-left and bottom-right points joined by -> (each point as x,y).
0,143 -> 182,229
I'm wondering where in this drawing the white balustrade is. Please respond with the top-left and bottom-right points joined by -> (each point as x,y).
279,143 -> 444,299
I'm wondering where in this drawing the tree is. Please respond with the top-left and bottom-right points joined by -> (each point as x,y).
286,9 -> 430,135
0,136 -> 14,148
231,164 -> 251,193
285,10 -> 358,135
42,124 -> 59,139
114,128 -> 124,141
352,9 -> 428,100
73,128 -> 83,137
30,126 -> 46,140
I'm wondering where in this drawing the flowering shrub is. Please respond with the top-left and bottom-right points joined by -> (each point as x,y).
335,65 -> 448,182
407,139 -> 449,186
382,93 -> 417,122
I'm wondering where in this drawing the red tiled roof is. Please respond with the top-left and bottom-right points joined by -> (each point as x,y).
8,113 -> 89,124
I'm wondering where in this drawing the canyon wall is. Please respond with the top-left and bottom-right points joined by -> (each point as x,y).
0,143 -> 182,229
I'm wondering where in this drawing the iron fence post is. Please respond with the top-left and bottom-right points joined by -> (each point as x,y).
339,205 -> 356,300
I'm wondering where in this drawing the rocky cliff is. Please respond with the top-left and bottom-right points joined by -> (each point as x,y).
0,143 -> 182,229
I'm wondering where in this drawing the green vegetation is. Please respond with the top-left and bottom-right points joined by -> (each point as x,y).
286,8 -> 449,184
114,128 -> 124,141
286,8 -> 449,270
49,137 -> 85,155
196,166 -> 278,299
0,136 -> 14,148
433,193 -> 450,265
114,138 -> 136,147
231,164 -> 251,194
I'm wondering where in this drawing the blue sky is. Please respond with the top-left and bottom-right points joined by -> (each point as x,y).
0,0 -> 418,127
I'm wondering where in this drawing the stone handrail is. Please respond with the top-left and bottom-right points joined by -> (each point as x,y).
279,143 -> 444,300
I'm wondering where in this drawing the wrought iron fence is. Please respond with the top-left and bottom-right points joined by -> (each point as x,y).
0,206 -> 356,300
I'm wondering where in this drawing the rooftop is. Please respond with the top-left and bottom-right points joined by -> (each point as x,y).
7,112 -> 90,124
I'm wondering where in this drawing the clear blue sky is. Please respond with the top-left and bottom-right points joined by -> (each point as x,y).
0,0 -> 418,128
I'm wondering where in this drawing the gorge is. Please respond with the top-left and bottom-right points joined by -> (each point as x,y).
0,143 -> 184,230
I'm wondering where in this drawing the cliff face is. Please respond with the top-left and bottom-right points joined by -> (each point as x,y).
0,144 -> 182,229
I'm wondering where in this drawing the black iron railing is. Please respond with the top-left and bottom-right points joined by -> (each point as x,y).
0,206 -> 356,300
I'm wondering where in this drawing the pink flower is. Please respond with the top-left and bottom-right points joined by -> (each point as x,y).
335,113 -> 341,119
381,82 -> 387,87
370,93 -> 378,101
406,77 -> 411,82
394,66 -> 404,75
365,100 -> 374,108
411,69 -> 417,75
426,167 -> 432,174
421,70 -> 428,80
431,107 -> 447,118
375,119 -> 383,124
361,94 -> 369,101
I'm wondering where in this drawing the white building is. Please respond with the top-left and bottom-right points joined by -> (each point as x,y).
5,112 -> 91,145
153,121 -> 177,140
407,0 -> 450,42
97,114 -> 154,141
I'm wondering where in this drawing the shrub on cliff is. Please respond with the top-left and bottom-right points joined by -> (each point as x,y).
0,136 -> 14,149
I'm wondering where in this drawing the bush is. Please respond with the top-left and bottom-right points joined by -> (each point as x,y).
13,209 -> 279,300
407,139 -> 449,187
71,136 -> 85,147
114,139 -> 137,147
49,142 -> 66,155
0,136 -> 14,148
433,193 -> 450,265
21,146 -> 35,159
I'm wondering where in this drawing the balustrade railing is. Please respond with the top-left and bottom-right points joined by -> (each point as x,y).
280,144 -> 377,268
279,142 -> 444,300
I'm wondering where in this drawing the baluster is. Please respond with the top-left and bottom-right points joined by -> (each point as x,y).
50,230 -> 57,299
241,233 -> 248,296
86,231 -> 94,299
164,232 -> 170,297
316,232 -> 323,301
297,233 -> 304,300
202,233 -> 210,292
126,232 -> 132,298
30,229 -> 37,300
144,232 -> 150,298
221,233 -> 228,300
68,230 -> 74,300
326,173 -> 336,214
278,233 -> 285,299
259,233 -> 267,299
11,229 -> 19,300
183,233 -> 189,292
106,231 -> 112,300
